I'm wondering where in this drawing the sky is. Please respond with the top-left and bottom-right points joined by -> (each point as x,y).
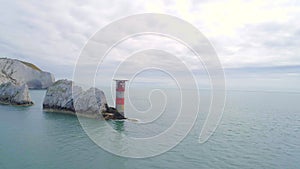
1,0 -> 300,91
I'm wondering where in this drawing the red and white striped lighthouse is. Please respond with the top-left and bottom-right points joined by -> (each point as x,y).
114,79 -> 127,116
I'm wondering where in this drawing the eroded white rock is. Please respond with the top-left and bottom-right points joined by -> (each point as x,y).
43,79 -> 107,118
0,58 -> 54,89
0,82 -> 33,106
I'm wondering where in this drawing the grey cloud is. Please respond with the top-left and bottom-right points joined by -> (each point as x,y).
0,0 -> 146,78
0,0 -> 300,91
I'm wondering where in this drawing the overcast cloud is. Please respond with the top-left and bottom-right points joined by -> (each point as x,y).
0,0 -> 300,91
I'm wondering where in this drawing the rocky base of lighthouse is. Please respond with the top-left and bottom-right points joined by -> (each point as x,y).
102,104 -> 126,120
42,79 -> 126,120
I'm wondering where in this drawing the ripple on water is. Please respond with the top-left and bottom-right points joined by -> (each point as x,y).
1,90 -> 300,169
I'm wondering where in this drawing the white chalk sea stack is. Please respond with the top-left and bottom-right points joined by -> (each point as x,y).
43,79 -> 108,119
0,58 -> 54,89
0,82 -> 33,106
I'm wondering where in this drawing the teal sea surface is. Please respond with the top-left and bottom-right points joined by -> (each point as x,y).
0,90 -> 300,169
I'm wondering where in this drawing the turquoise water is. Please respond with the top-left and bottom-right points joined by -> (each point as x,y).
0,90 -> 300,169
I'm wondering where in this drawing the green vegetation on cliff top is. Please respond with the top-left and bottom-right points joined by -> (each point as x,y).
0,57 -> 42,72
20,61 -> 42,71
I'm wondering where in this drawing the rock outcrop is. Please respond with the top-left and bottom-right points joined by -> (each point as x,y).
0,82 -> 33,106
0,58 -> 54,89
102,104 -> 126,120
42,80 -> 77,112
43,79 -> 125,119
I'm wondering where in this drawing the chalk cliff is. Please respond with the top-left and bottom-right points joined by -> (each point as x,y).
0,82 -> 33,106
0,58 -> 54,89
43,79 -> 107,118
43,79 -> 126,119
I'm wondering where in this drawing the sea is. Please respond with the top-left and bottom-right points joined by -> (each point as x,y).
0,89 -> 299,169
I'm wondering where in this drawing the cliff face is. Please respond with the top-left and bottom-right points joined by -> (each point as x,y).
0,58 -> 54,89
0,71 -> 10,84
43,79 -> 108,119
0,82 -> 33,106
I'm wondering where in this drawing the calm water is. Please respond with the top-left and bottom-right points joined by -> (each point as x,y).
0,90 -> 300,169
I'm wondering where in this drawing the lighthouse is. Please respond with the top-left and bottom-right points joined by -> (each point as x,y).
114,79 -> 127,116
